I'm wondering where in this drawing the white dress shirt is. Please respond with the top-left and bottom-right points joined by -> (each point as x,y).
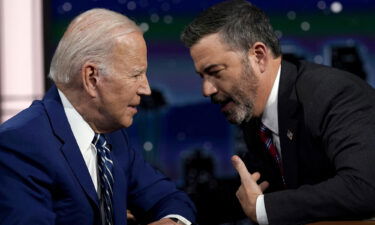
256,66 -> 281,225
58,90 -> 190,225
59,90 -> 99,191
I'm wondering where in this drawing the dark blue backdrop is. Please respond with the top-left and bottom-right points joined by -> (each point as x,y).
48,0 -> 375,183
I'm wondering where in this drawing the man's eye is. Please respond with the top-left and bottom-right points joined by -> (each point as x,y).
209,70 -> 221,76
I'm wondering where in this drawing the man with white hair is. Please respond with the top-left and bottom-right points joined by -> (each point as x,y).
0,8 -> 196,225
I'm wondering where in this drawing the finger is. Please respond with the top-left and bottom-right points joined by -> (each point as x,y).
126,210 -> 135,220
231,155 -> 252,183
259,181 -> 269,192
251,172 -> 261,181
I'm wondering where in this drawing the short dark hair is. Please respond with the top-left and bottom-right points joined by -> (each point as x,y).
180,0 -> 281,57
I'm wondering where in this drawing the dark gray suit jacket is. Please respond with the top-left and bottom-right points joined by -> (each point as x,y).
242,60 -> 375,225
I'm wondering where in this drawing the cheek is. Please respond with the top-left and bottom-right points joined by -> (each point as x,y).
113,84 -> 135,102
220,78 -> 241,96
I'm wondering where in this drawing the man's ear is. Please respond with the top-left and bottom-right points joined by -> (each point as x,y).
247,42 -> 268,73
81,62 -> 100,97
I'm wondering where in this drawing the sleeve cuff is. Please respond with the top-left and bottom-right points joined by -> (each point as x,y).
256,194 -> 269,225
163,214 -> 191,225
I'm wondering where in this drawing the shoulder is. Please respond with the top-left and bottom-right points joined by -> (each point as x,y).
289,61 -> 375,134
287,60 -> 375,107
294,60 -> 371,93
0,100 -> 54,152
1,100 -> 46,131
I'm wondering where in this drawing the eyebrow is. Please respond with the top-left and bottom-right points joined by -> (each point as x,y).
196,64 -> 222,75
133,67 -> 146,74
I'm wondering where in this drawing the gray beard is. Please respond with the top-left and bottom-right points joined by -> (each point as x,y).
226,60 -> 258,125
225,93 -> 254,125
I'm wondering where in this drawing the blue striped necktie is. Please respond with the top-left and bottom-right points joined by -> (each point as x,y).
92,133 -> 114,225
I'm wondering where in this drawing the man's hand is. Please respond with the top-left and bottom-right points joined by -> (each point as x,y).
127,210 -> 136,221
231,155 -> 269,222
148,218 -> 178,225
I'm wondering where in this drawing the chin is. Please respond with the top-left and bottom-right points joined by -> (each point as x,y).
225,115 -> 243,125
224,109 -> 246,125
121,117 -> 134,128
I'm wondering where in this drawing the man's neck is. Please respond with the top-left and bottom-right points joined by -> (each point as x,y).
254,57 -> 282,117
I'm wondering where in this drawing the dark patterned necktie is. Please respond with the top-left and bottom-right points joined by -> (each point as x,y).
92,133 -> 114,225
258,123 -> 286,187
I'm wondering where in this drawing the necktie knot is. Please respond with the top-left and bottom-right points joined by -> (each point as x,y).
92,133 -> 109,150
258,123 -> 275,151
259,123 -> 272,137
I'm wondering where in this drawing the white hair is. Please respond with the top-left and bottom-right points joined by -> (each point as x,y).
49,8 -> 141,84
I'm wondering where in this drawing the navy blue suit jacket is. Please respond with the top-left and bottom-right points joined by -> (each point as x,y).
0,86 -> 196,225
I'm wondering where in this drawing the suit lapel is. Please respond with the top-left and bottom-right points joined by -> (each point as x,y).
278,60 -> 301,188
43,86 -> 100,206
105,132 -> 127,224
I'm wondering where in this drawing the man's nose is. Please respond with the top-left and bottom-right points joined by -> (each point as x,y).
138,74 -> 151,96
202,79 -> 217,97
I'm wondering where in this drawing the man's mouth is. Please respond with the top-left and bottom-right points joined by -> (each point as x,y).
220,100 -> 235,113
211,97 -> 233,113
128,104 -> 139,113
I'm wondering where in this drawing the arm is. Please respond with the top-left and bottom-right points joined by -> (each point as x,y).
123,130 -> 196,224
0,129 -> 55,224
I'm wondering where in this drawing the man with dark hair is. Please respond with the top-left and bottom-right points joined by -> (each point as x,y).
0,8 -> 196,225
181,0 -> 375,224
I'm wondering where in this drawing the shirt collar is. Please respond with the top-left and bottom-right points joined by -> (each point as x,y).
58,89 -> 95,152
261,65 -> 281,135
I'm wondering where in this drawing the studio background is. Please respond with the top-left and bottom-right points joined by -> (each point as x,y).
1,0 -> 375,223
